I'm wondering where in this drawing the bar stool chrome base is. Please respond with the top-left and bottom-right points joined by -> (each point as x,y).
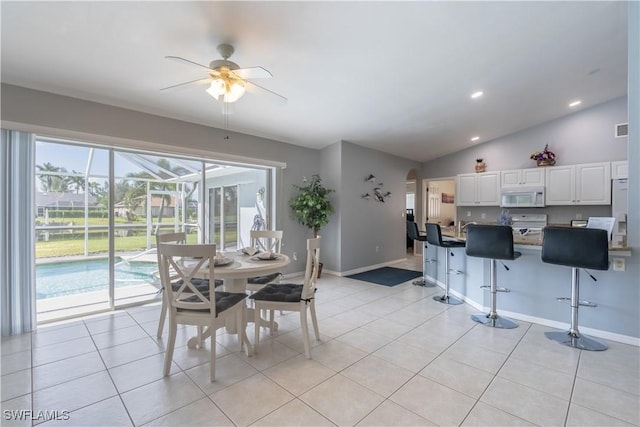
471,313 -> 518,329
433,294 -> 462,305
545,330 -> 607,351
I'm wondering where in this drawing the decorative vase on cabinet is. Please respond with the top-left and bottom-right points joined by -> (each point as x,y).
475,158 -> 486,173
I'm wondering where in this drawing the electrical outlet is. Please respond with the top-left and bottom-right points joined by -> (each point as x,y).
292,252 -> 298,261
481,213 -> 486,219
576,213 -> 583,220
375,245 -> 379,252
612,258 -> 625,272
466,211 -> 471,217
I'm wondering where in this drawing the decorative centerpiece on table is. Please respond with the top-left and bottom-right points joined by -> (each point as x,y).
530,144 -> 556,166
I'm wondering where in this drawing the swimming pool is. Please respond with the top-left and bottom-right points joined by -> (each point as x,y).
36,258 -> 158,299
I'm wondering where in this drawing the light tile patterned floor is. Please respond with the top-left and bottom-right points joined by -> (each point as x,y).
2,257 -> 639,426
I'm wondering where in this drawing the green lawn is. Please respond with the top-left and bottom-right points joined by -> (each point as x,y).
36,232 -> 232,258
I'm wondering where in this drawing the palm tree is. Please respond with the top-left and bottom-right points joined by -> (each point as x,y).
67,170 -> 86,194
36,162 -> 70,192
36,162 -> 59,191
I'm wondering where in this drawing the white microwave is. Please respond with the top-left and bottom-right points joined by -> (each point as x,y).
500,187 -> 545,208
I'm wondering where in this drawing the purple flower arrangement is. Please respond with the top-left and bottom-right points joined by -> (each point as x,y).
530,144 -> 556,161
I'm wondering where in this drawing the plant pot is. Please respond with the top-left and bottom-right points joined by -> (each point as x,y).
536,159 -> 556,167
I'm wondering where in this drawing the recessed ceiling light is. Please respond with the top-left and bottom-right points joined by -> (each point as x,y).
471,136 -> 480,142
471,91 -> 484,99
569,100 -> 582,107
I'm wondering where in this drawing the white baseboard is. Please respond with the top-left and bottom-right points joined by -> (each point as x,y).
327,258 -> 408,277
424,275 -> 639,347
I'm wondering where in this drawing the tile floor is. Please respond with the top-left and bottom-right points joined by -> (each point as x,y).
2,257 -> 639,426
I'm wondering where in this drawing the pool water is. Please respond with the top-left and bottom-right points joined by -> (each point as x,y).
36,258 -> 158,299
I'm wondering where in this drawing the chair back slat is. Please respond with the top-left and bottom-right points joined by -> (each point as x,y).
302,237 -> 321,300
158,243 -> 217,314
250,230 -> 283,253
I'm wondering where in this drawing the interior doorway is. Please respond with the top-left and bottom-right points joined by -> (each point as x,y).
423,178 -> 456,229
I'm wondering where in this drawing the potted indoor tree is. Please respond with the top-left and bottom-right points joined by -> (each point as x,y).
289,174 -> 334,276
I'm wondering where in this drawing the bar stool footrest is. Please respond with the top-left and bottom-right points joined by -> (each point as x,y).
448,269 -> 464,275
555,297 -> 597,307
496,287 -> 511,293
544,330 -> 607,351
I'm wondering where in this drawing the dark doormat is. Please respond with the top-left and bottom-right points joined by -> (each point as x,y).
346,267 -> 422,287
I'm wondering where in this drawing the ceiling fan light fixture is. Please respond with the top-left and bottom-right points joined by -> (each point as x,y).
206,79 -> 226,99
224,79 -> 246,103
206,74 -> 246,103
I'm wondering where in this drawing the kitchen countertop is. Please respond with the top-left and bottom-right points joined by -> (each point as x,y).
439,227 -> 631,255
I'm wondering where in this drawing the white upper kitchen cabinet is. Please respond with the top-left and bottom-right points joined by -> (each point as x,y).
611,160 -> 628,179
545,162 -> 611,205
501,168 -> 545,188
456,172 -> 500,206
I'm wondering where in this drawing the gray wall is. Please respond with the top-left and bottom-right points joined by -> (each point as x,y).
338,141 -> 422,272
423,96 -> 628,179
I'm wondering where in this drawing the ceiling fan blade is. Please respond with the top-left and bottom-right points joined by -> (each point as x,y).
165,55 -> 217,73
232,66 -> 273,79
160,77 -> 212,91
246,81 -> 287,105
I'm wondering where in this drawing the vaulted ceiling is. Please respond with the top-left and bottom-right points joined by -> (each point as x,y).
0,1 -> 628,162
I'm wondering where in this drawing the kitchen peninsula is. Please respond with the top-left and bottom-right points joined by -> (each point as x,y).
425,226 -> 634,344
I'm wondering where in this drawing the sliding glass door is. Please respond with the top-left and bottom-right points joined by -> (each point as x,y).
34,138 -> 274,322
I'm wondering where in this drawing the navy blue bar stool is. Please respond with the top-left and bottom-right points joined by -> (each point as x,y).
426,223 -> 465,305
406,221 -> 436,287
541,226 -> 609,351
465,224 -> 520,329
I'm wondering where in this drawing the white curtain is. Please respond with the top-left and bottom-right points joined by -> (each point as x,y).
1,129 -> 36,336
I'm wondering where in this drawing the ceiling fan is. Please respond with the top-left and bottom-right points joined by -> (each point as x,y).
162,43 -> 287,105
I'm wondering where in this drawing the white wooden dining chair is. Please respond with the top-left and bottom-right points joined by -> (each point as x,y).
155,232 -> 224,338
246,229 -> 284,293
155,232 -> 186,338
157,242 -> 248,382
250,237 -> 321,359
